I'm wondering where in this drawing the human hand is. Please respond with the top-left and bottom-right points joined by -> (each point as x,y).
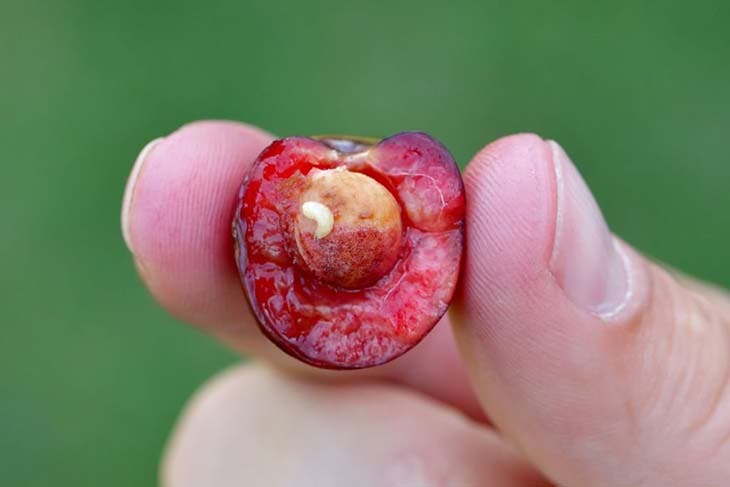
122,121 -> 730,486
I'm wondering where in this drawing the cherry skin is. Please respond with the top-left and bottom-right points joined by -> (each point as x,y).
232,132 -> 465,369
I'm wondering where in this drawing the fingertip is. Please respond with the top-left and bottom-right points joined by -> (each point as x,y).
457,133 -> 556,317
122,121 -> 273,254
123,120 -> 274,327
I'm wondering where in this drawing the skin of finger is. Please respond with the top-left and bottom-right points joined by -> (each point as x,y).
161,365 -> 550,487
216,315 -> 487,422
127,120 -> 275,334
126,120 -> 484,420
452,134 -> 730,485
663,264 -> 730,317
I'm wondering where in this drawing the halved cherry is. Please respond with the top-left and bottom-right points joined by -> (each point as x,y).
232,132 -> 465,369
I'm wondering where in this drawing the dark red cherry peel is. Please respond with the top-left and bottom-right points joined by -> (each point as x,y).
232,132 -> 465,369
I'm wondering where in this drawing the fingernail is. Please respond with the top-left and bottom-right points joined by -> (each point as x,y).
121,137 -> 164,253
548,141 -> 630,318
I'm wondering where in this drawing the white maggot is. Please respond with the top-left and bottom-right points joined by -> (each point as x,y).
301,201 -> 334,238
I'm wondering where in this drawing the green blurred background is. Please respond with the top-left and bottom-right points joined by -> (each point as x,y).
2,0 -> 729,485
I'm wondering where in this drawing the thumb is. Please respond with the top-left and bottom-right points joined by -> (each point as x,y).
452,134 -> 730,486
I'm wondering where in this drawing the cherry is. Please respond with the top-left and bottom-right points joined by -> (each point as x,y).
232,132 -> 465,369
